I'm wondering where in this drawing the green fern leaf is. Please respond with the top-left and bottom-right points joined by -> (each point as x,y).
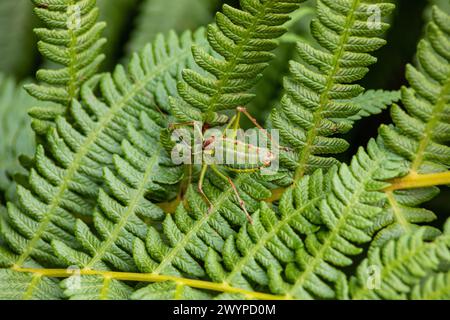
132,281 -> 212,300
270,0 -> 395,182
266,140 -> 407,299
348,89 -> 401,121
372,6 -> 450,245
350,221 -> 450,300
379,7 -> 450,172
170,0 -> 304,125
0,248 -> 63,300
204,169 -> 330,298
24,0 -> 107,131
50,113 -> 182,273
410,271 -> 450,300
0,268 -> 63,300
61,275 -> 133,300
0,30 -> 206,270
133,172 -> 272,278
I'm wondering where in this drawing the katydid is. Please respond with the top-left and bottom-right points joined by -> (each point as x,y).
169,107 -> 281,224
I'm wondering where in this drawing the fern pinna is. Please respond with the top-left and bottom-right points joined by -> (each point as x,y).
25,0 -> 107,133
349,223 -> 450,300
270,0 -> 395,183
170,0 -> 304,125
372,6 -> 450,245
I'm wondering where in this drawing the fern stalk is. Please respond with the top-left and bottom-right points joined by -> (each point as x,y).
385,171 -> 450,191
12,267 -> 285,300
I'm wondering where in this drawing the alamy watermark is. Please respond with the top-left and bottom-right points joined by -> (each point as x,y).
67,4 -> 82,30
367,5 -> 382,30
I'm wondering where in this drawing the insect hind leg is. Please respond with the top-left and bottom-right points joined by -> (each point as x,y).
236,106 -> 290,152
198,164 -> 214,213
210,164 -> 253,224
226,177 -> 253,224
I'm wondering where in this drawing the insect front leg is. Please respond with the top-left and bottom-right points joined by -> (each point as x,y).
236,106 -> 290,152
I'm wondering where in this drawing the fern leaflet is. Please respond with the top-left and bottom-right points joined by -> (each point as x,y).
25,0 -> 107,132
270,0 -> 395,183
373,6 -> 450,245
170,0 -> 304,125
267,140 -> 406,299
350,222 -> 450,299
410,271 -> 450,300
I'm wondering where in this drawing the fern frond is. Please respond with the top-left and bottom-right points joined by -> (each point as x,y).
410,271 -> 450,300
350,222 -> 450,300
266,140 -> 407,299
0,30 -> 205,270
127,0 -> 215,55
96,0 -> 138,69
348,89 -> 401,121
379,7 -> 450,174
0,75 -> 36,199
372,6 -> 450,244
50,112 -> 182,273
170,0 -> 304,125
24,0 -> 107,129
204,169 -> 330,298
133,172 -> 272,279
270,0 -> 395,182
0,248 -> 63,300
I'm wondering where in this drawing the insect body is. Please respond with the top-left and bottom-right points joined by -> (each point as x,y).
169,107 -> 280,223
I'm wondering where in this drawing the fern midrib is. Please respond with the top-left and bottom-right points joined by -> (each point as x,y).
385,191 -> 411,230
174,283 -> 185,299
99,276 -> 112,300
352,235 -> 449,299
287,153 -> 385,298
13,43 -> 202,267
67,0 -> 78,102
23,273 -> 42,300
15,266 -> 286,300
84,151 -> 161,269
410,76 -> 450,172
153,174 -> 249,274
224,196 -> 323,287
205,1 -> 270,116
294,0 -> 360,181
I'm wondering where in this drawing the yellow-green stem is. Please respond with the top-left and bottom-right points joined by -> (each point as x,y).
385,171 -> 450,191
12,267 -> 288,300
266,171 -> 450,203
